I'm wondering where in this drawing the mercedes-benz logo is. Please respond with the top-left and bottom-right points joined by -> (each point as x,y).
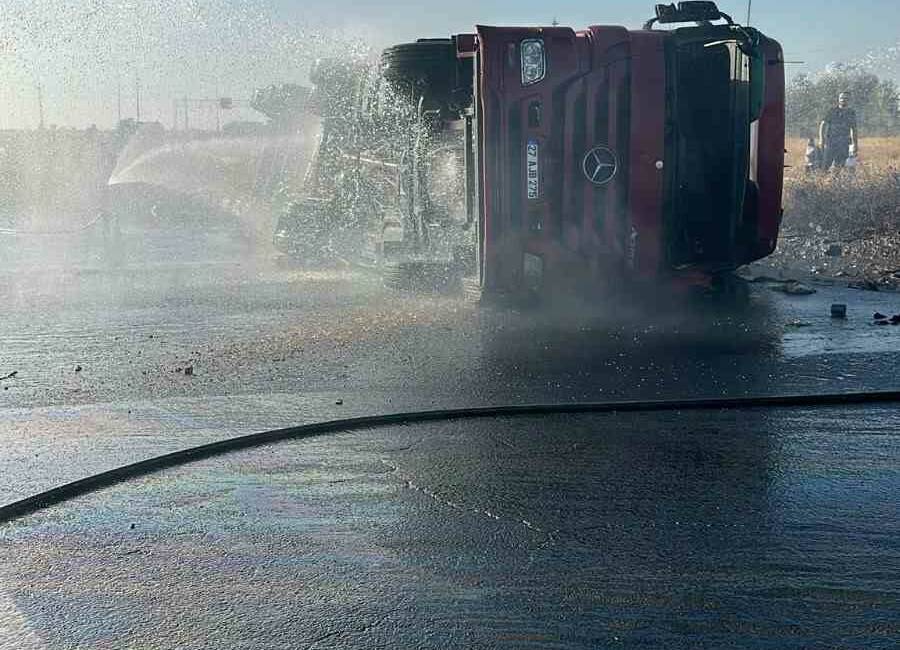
582,145 -> 618,186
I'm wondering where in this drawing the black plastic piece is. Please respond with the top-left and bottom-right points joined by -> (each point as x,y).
656,2 -> 722,23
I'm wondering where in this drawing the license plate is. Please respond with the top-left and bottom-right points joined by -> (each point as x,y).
526,140 -> 540,200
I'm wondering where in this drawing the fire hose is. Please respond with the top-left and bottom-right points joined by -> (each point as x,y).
2,389 -> 900,524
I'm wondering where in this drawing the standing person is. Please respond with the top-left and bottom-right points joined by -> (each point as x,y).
818,91 -> 859,170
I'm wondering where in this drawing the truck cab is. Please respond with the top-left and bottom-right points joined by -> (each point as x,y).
291,2 -> 785,299
460,2 -> 785,295
378,2 -> 783,297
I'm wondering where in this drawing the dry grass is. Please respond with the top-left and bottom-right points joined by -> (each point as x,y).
782,136 -> 900,235
761,136 -> 900,285
785,136 -> 900,173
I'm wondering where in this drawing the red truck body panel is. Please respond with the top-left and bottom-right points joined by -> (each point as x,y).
472,23 -> 785,294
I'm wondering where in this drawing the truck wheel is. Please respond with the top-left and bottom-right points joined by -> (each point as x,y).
382,39 -> 471,110
383,260 -> 461,292
382,39 -> 456,86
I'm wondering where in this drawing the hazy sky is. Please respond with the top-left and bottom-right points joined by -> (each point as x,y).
1,0 -> 897,129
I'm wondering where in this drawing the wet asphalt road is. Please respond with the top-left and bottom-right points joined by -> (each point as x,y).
2,233 -> 900,648
2,409 -> 900,648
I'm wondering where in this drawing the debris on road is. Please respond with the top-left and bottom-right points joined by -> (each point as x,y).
850,279 -> 880,291
184,365 -> 194,376
831,304 -> 847,319
335,398 -> 344,405
74,365 -> 83,372
0,371 -> 17,381
770,280 -> 817,295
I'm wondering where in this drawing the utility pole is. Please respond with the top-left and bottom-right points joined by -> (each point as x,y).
214,81 -> 221,132
746,0 -> 752,25
37,83 -> 45,129
135,74 -> 141,122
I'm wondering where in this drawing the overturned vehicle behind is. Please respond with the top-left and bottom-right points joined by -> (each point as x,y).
276,1 -> 786,299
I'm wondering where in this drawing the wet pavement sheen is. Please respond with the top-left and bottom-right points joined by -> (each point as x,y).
2,411 -> 899,648
2,250 -> 900,647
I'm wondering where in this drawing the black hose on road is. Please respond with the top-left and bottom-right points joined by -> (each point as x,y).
3,389 -> 900,524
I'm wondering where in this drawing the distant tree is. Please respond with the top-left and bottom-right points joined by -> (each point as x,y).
786,68 -> 899,137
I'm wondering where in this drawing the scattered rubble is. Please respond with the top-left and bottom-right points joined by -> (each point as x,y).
870,312 -> 900,325
850,279 -> 880,291
769,280 -> 817,295
752,226 -> 900,292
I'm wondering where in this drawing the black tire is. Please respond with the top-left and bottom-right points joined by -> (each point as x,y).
383,260 -> 461,293
382,39 -> 457,86
381,39 -> 472,112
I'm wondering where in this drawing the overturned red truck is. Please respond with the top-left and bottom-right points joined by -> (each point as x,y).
279,2 -> 785,298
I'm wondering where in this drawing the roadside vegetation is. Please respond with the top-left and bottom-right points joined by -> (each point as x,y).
751,66 -> 900,285
765,136 -> 900,286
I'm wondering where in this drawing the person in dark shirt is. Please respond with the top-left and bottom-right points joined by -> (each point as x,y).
818,91 -> 858,169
